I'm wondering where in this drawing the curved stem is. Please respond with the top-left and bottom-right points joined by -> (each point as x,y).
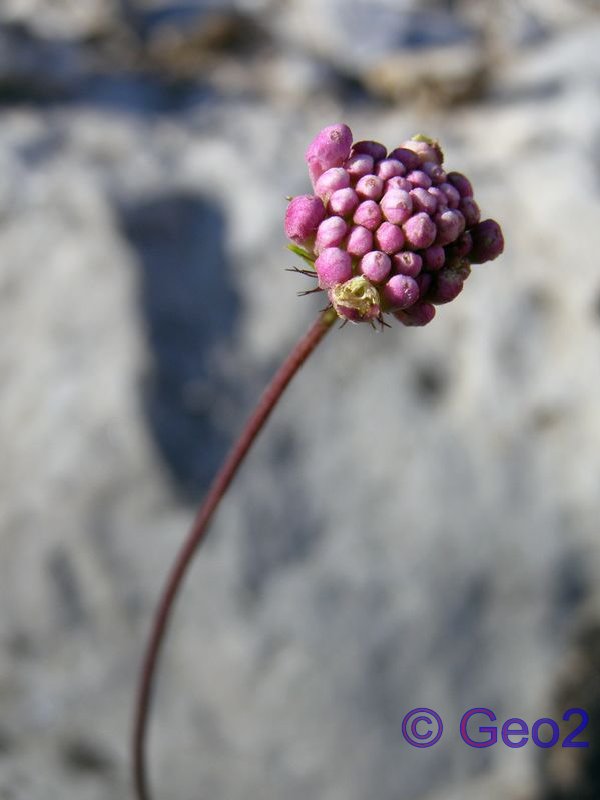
132,308 -> 337,800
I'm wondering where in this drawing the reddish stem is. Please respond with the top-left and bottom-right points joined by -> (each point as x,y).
132,308 -> 337,800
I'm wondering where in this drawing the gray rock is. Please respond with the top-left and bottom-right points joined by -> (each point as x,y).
364,41 -> 487,106
276,0 -> 477,69
0,8 -> 600,800
0,25 -> 89,100
0,0 -> 118,38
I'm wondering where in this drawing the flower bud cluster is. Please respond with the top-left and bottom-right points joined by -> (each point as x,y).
285,124 -> 504,326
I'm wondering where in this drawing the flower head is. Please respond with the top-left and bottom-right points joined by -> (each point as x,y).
286,125 -> 504,327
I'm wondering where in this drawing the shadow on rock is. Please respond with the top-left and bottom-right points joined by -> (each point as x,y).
120,192 -> 239,498
535,617 -> 600,800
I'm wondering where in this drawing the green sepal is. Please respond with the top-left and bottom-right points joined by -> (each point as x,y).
411,133 -> 437,145
287,243 -> 316,269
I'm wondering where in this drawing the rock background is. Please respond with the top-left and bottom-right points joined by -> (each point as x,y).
1,1 -> 600,798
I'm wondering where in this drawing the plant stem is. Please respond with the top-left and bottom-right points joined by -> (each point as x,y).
132,307 -> 337,800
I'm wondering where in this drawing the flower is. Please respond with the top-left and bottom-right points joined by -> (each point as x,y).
285,125 -> 504,327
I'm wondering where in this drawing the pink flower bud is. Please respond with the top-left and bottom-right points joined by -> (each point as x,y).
315,247 -> 353,288
376,159 -> 406,180
315,216 -> 348,253
434,209 -> 465,246
329,187 -> 360,216
458,197 -> 480,228
428,187 -> 448,210
352,140 -> 387,161
446,171 -> 473,198
344,152 -> 374,179
353,200 -> 383,231
380,189 -> 413,224
449,231 -> 473,258
360,250 -> 392,283
428,268 -> 466,305
406,170 -> 432,189
284,194 -> 326,246
306,124 -> 353,187
392,251 -> 422,278
382,274 -> 420,310
416,272 -> 432,298
388,147 -> 420,172
438,182 -> 461,209
394,302 -> 436,327
410,187 -> 437,215
356,174 -> 385,201
422,245 -> 445,271
375,221 -> 405,254
402,212 -> 437,249
400,137 -> 444,165
315,167 -> 351,201
469,219 -> 504,263
346,225 -> 373,257
386,176 -> 412,192
422,161 -> 447,184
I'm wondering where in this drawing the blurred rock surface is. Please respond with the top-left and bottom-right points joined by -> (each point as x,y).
1,2 -> 600,800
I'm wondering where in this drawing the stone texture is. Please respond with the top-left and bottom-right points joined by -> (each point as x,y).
0,5 -> 600,800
